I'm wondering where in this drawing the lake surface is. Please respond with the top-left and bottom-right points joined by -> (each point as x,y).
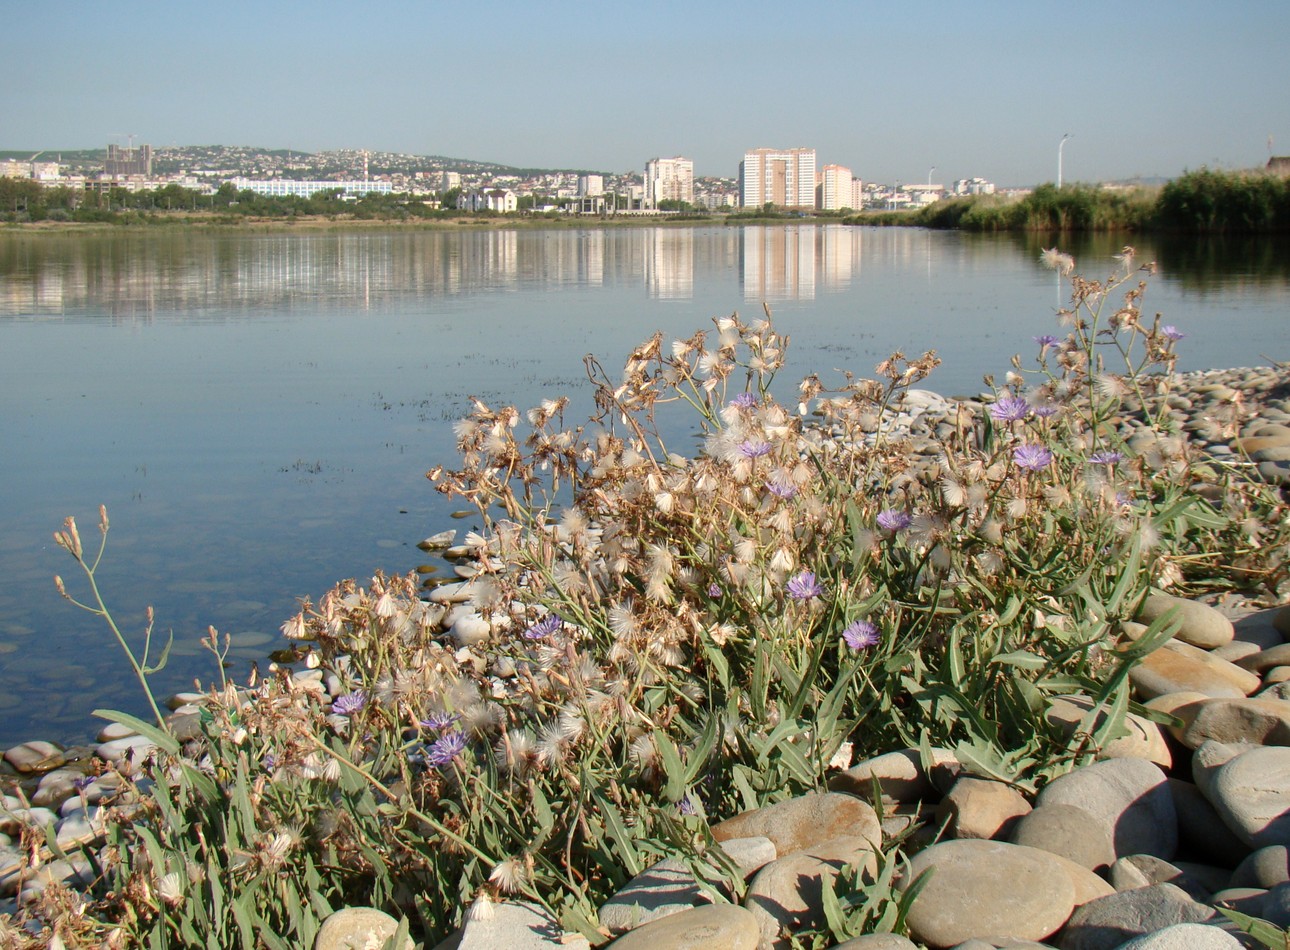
1,225 -> 1286,747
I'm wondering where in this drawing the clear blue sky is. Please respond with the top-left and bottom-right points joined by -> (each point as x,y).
5,0 -> 1287,186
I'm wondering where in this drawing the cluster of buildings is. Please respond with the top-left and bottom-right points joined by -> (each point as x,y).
2,141 -> 1009,214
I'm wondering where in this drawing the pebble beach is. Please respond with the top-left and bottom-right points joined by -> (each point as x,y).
3,360 -> 1289,949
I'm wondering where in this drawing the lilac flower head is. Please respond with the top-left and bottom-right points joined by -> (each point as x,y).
261,753 -> 277,773
425,730 -> 468,769
876,509 -> 913,533
730,391 -> 757,410
841,619 -> 880,651
1013,443 -> 1054,472
1089,450 -> 1124,466
990,396 -> 1031,423
1031,403 -> 1060,419
786,570 -> 825,601
678,795 -> 697,816
738,439 -> 772,460
1034,334 -> 1061,347
1161,325 -> 1185,342
766,473 -> 799,499
707,582 -> 722,599
72,774 -> 98,792
420,712 -> 461,732
523,613 -> 562,640
331,690 -> 367,717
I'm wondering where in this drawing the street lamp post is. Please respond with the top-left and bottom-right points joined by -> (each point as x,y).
1058,134 -> 1070,188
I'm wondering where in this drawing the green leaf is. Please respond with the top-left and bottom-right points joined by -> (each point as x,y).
591,790 -> 642,877
990,651 -> 1047,671
655,732 -> 687,803
92,708 -> 180,755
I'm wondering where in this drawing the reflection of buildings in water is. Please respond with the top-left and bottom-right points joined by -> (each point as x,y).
741,226 -> 816,301
644,229 -> 694,299
818,226 -> 861,290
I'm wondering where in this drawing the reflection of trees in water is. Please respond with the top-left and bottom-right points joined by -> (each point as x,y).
1010,231 -> 1290,293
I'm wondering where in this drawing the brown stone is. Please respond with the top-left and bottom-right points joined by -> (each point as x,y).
711,791 -> 879,856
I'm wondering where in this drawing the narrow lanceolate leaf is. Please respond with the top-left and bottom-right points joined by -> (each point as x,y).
654,731 -> 687,803
92,708 -> 180,755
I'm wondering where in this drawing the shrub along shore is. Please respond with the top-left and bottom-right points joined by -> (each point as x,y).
1,249 -> 1289,948
3,168 -> 1290,233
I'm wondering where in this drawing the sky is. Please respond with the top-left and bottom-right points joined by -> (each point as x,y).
5,0 -> 1288,187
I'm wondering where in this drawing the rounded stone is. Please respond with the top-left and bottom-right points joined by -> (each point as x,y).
1128,639 -> 1259,700
315,907 -> 412,950
1035,758 -> 1176,860
828,747 -> 958,803
1230,845 -> 1290,889
1009,803 -> 1115,873
1044,695 -> 1170,768
1112,922 -> 1244,949
1135,592 -> 1234,649
900,839 -> 1075,949
1058,883 -> 1216,950
2,741 -> 64,774
1237,643 -> 1290,675
1180,697 -> 1290,748
935,776 -> 1031,841
606,904 -> 760,950
830,936 -> 920,950
743,835 -> 877,949
1207,745 -> 1290,849
712,791 -> 880,856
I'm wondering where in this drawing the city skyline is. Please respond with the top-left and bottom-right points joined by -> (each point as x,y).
4,0 -> 1288,187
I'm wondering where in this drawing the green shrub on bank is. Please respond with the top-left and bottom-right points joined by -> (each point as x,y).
1155,167 -> 1290,232
11,250 -> 1289,947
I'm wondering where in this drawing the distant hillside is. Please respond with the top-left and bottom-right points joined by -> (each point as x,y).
2,144 -> 614,180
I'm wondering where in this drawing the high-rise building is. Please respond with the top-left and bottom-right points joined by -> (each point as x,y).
105,143 -> 153,178
644,157 -> 694,208
438,171 -> 462,191
740,147 -> 816,209
577,174 -> 604,197
818,164 -> 857,211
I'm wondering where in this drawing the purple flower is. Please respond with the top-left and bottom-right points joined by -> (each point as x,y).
678,795 -> 697,816
738,439 -> 772,459
331,690 -> 367,717
876,509 -> 912,533
707,582 -> 721,599
990,396 -> 1031,422
1161,325 -> 1185,342
425,730 -> 468,768
1089,450 -> 1123,466
72,774 -> 97,792
1034,334 -> 1060,347
841,619 -> 880,650
261,753 -> 277,773
786,571 -> 825,601
523,614 -> 562,640
1013,444 -> 1054,472
730,391 -> 757,410
420,712 -> 461,732
1031,403 -> 1060,419
766,473 -> 798,499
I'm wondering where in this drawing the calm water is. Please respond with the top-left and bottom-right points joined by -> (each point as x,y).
1,225 -> 1286,747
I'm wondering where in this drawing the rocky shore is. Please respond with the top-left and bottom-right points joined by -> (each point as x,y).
2,362 -> 1288,948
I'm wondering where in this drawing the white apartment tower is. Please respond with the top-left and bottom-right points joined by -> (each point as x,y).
740,147 -> 817,209
818,164 -> 857,211
577,174 -> 604,197
644,157 -> 694,208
